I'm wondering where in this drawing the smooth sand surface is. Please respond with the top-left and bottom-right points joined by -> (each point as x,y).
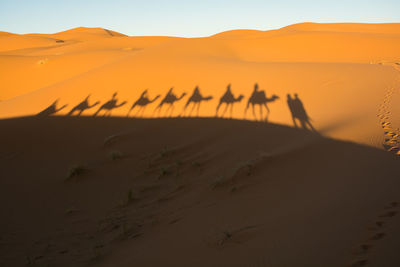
0,117 -> 399,267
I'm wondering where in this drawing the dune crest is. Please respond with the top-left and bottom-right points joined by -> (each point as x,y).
0,23 -> 399,149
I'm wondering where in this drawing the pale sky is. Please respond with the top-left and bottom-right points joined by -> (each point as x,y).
0,0 -> 399,37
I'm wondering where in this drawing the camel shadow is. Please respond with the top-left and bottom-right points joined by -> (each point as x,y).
181,86 -> 213,117
244,83 -> 279,122
216,84 -> 244,118
67,94 -> 100,116
127,89 -> 160,117
93,92 -> 127,117
287,93 -> 317,132
154,87 -> 186,117
37,99 -> 68,117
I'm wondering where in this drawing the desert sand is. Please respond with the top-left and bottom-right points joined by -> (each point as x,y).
0,23 -> 399,266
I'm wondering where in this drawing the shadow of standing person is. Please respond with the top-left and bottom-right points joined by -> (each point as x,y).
287,93 -> 317,132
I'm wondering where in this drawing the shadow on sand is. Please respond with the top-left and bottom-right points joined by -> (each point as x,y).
127,90 -> 160,117
93,92 -> 127,117
35,85 -> 317,136
244,83 -> 279,122
154,88 -> 186,117
287,93 -> 316,132
67,95 -> 100,116
37,99 -> 68,117
181,86 -> 213,117
216,84 -> 244,118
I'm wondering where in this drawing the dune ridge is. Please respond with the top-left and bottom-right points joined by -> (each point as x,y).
0,23 -> 399,149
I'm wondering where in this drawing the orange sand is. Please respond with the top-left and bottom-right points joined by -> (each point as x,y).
0,23 -> 399,148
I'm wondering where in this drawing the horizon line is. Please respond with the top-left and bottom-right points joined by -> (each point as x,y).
2,21 -> 400,38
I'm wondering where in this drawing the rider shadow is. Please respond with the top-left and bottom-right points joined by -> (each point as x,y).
216,84 -> 244,118
67,94 -> 100,116
244,83 -> 279,122
93,92 -> 127,117
181,86 -> 213,117
287,93 -> 317,132
37,99 -> 68,117
127,89 -> 160,117
153,87 -> 186,117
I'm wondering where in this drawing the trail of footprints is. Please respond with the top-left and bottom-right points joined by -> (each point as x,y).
349,201 -> 398,267
377,87 -> 400,156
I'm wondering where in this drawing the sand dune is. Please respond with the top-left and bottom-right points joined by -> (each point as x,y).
0,22 -> 399,266
0,23 -> 399,149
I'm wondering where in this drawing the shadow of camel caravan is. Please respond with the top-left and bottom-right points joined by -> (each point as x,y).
216,84 -> 244,118
244,83 -> 279,122
153,87 -> 186,117
181,86 -> 213,117
67,94 -> 100,116
37,99 -> 68,117
93,92 -> 126,117
127,89 -> 160,117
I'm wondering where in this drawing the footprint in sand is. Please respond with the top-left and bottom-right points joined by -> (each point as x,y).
347,201 -> 399,267
348,201 -> 398,266
377,82 -> 400,156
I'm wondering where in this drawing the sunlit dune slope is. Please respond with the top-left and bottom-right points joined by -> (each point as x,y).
0,27 -> 179,100
0,117 -> 399,267
0,23 -> 399,147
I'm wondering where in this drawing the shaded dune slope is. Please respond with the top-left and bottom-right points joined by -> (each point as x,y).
0,117 -> 399,266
